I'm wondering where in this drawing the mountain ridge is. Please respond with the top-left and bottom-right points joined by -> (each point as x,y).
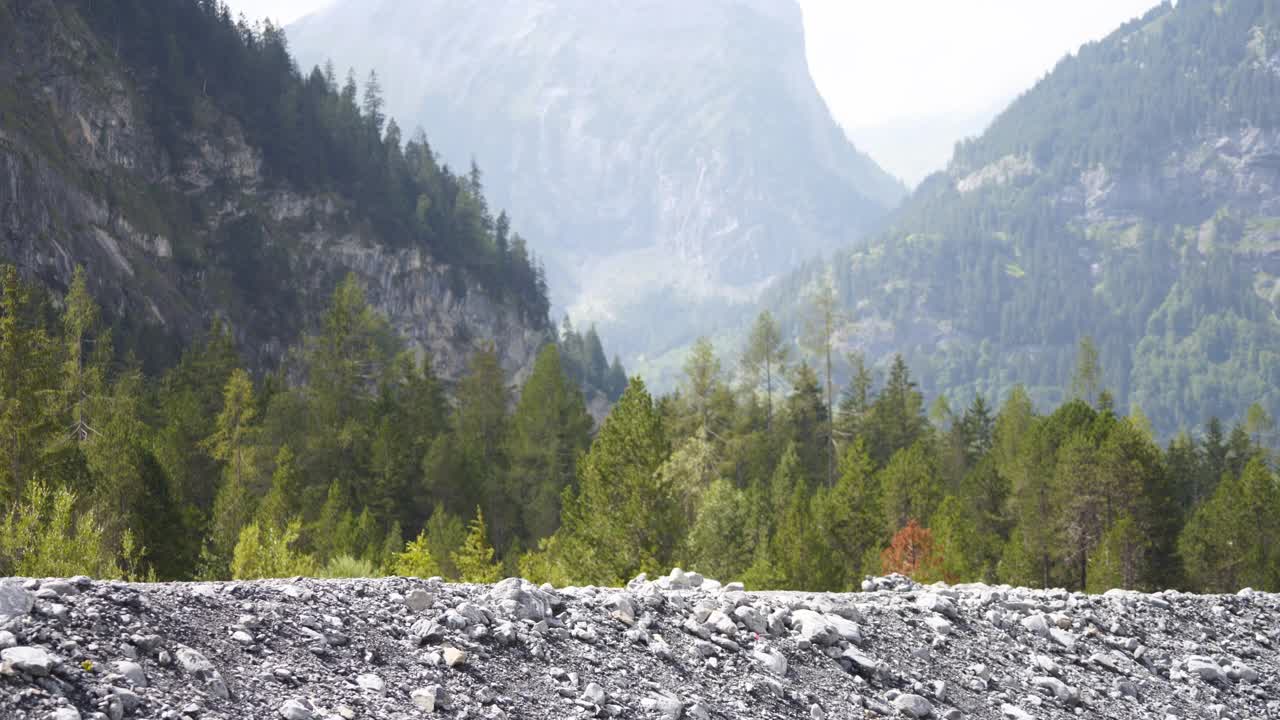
762,0 -> 1280,436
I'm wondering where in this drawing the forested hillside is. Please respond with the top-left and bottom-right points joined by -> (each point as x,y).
0,0 -> 554,383
5,269 -> 1276,597
765,0 -> 1280,436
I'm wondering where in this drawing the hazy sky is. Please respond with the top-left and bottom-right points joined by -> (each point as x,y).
225,0 -> 1164,184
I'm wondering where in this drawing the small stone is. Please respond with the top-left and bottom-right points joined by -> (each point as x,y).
411,685 -> 450,712
582,682 -> 607,705
754,647 -> 787,676
356,673 -> 384,692
443,647 -> 467,668
113,660 -> 147,688
925,615 -> 953,636
892,693 -> 933,718
1020,615 -> 1051,637
231,630 -> 254,645
50,708 -> 82,720
0,631 -> 16,650
1,646 -> 54,676
0,580 -> 34,620
1001,704 -> 1035,720
279,698 -> 313,720
405,589 -> 434,612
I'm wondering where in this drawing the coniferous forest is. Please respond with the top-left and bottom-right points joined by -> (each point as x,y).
1,266 -> 1276,595
1,0 -> 1279,596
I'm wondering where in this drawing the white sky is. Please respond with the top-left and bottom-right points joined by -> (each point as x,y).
800,0 -> 1163,129
224,0 -> 1164,183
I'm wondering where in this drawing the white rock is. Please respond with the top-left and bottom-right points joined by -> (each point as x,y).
753,647 -> 787,676
356,673 -> 384,692
112,660 -> 147,688
279,699 -> 313,720
404,589 -> 434,612
411,685 -> 449,712
1020,614 -> 1051,637
925,615 -> 953,636
1185,657 -> 1227,684
1032,676 -> 1077,704
916,593 -> 957,619
1,646 -> 54,676
1001,704 -> 1035,720
582,681 -> 607,705
892,693 -> 933,718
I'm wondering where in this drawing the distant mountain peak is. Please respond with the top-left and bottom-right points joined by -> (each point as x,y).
288,0 -> 904,367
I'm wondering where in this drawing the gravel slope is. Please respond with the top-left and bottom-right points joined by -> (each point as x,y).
0,572 -> 1276,719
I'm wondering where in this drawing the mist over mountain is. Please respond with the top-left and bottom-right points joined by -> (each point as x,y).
287,0 -> 906,365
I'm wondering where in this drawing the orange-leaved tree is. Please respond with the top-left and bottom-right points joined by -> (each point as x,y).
880,519 -> 946,583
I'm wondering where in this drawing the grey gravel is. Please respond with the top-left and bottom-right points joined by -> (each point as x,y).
0,573 -> 1274,718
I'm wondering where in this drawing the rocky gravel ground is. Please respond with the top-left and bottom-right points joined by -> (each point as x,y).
0,571 -> 1277,719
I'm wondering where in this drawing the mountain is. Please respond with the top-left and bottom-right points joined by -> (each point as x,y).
286,0 -> 906,365
766,0 -> 1280,436
0,0 -> 550,383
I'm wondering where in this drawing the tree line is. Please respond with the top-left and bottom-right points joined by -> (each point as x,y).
0,267 -> 592,582
1,267 -> 1276,594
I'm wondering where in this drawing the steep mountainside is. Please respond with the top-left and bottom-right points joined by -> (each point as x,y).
0,0 -> 550,383
287,0 -> 906,363
767,0 -> 1280,435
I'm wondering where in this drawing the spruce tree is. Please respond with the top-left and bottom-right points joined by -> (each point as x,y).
553,378 -> 673,585
453,507 -> 502,583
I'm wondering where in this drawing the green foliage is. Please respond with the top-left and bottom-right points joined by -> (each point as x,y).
1086,515 -> 1150,593
392,531 -> 441,578
230,519 -> 316,580
683,479 -> 755,582
320,554 -> 379,579
880,442 -> 943,535
1179,458 -> 1280,592
759,1 -> 1280,439
452,508 -> 502,583
507,344 -> 592,542
550,378 -> 675,585
0,481 -> 123,578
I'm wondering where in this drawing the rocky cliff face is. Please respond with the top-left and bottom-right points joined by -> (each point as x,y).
287,0 -> 905,365
0,2 -> 547,384
0,572 -> 1277,719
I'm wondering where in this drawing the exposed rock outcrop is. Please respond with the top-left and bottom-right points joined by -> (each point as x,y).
0,1 -> 547,384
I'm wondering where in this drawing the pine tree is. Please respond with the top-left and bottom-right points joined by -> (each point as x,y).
866,355 -> 927,466
552,378 -> 673,585
802,277 -> 843,486
880,520 -> 944,583
1069,336 -> 1102,407
683,479 -> 754,582
231,519 -> 316,580
453,507 -> 502,583
392,530 -> 441,578
454,344 -> 512,546
507,345 -> 592,542
815,441 -> 884,588
425,502 -> 466,580
741,311 -> 789,430
0,266 -> 54,505
880,442 -> 942,535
